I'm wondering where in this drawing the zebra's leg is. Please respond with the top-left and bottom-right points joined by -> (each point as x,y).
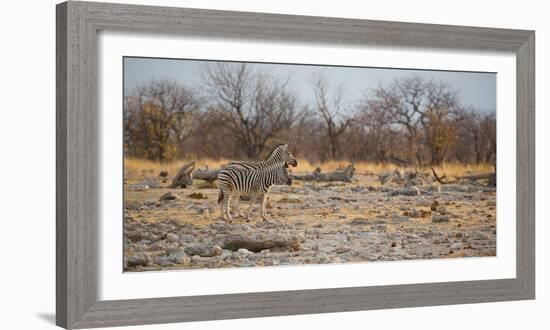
225,191 -> 234,223
218,188 -> 227,220
233,194 -> 246,218
219,188 -> 233,223
260,193 -> 269,221
246,194 -> 258,222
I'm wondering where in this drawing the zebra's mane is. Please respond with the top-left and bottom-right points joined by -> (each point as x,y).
265,144 -> 286,160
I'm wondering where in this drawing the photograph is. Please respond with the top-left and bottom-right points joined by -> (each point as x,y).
3,0 -> 544,329
122,57 -> 497,271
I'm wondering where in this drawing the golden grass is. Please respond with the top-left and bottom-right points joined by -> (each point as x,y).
125,156 -> 494,179
124,157 -> 230,176
421,163 -> 494,178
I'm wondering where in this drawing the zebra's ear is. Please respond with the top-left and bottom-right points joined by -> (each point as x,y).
283,143 -> 289,149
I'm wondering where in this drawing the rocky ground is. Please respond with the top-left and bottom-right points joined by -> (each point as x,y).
123,170 -> 496,271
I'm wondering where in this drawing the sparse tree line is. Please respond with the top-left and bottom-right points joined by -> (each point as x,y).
124,63 -> 496,166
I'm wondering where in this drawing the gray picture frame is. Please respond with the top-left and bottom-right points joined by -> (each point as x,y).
56,1 -> 535,328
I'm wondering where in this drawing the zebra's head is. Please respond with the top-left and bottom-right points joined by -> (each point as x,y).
266,143 -> 298,167
274,163 -> 292,186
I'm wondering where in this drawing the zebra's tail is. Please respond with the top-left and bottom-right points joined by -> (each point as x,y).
218,189 -> 224,204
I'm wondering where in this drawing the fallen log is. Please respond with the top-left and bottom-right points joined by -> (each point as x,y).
459,173 -> 495,181
170,161 -> 195,188
291,167 -> 321,181
192,168 -> 220,183
292,164 -> 355,183
171,161 -> 222,187
459,172 -> 496,187
430,167 -> 456,185
431,167 -> 496,187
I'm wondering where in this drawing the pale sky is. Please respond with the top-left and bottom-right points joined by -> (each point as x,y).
124,56 -> 496,113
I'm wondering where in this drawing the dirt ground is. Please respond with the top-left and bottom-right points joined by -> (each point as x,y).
123,169 -> 496,271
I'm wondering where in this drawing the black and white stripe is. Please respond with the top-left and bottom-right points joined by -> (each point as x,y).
217,162 -> 292,222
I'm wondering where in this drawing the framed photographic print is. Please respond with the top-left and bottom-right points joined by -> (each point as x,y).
56,1 -> 535,328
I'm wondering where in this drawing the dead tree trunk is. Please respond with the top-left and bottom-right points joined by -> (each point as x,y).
430,167 -> 456,184
170,161 -> 195,188
431,167 -> 496,187
292,164 -> 355,183
171,161 -> 222,187
192,168 -> 220,183
459,173 -> 496,187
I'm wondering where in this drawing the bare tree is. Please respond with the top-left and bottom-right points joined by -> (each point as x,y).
356,97 -> 401,163
124,80 -> 199,161
310,72 -> 353,160
122,71 -> 495,167
365,76 -> 461,165
202,63 -> 299,159
367,77 -> 425,163
454,108 -> 496,164
420,81 -> 461,164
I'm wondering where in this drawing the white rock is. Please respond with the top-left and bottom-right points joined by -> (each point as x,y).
128,184 -> 149,191
450,242 -> 464,250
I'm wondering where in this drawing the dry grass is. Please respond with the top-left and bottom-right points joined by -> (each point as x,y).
125,157 -> 494,179
124,157 -> 230,176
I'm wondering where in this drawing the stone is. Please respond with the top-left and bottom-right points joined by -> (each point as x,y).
373,224 -> 387,230
125,231 -> 141,242
126,201 -> 142,210
150,256 -> 173,267
127,183 -> 149,191
188,192 -> 208,199
148,241 -> 167,252
126,253 -> 149,267
184,243 -> 223,257
350,218 -> 370,225
178,234 -> 195,243
237,261 -> 257,267
432,215 -> 451,223
450,242 -> 464,250
165,245 -> 183,254
278,196 -> 302,203
166,233 -> 179,243
256,219 -> 283,229
436,205 -> 447,214
168,251 -> 190,264
194,206 -> 212,215
262,258 -> 280,266
220,232 -> 304,252
391,215 -> 410,223
160,192 -> 178,201
390,186 -> 421,196
405,209 -> 431,218
333,247 -> 351,254
236,248 -> 254,258
140,177 -> 160,188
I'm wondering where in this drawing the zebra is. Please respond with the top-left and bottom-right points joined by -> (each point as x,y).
220,143 -> 297,219
217,162 -> 292,222
223,143 -> 298,170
